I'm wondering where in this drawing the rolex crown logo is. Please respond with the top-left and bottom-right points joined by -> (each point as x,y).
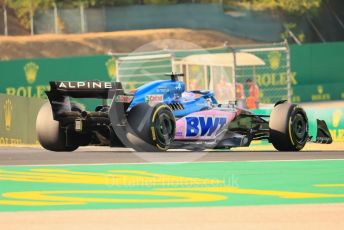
317,85 -> 324,94
268,51 -> 281,71
24,62 -> 39,84
105,58 -> 116,80
332,109 -> 342,128
4,99 -> 12,131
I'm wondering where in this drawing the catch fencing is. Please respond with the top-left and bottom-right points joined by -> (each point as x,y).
1,3 -> 283,42
232,42 -> 291,104
113,43 -> 291,105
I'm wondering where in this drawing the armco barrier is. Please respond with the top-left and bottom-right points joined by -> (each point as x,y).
253,107 -> 344,143
0,94 -> 46,146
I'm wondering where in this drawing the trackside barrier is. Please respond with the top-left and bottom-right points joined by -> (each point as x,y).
252,107 -> 344,143
0,94 -> 46,146
0,55 -> 112,111
290,42 -> 344,102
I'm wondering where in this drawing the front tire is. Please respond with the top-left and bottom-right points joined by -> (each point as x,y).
36,102 -> 78,152
269,102 -> 308,151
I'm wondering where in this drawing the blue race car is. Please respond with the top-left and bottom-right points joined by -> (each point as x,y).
36,73 -> 332,152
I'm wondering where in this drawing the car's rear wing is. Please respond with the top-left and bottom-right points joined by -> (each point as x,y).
45,81 -> 130,120
47,81 -> 123,99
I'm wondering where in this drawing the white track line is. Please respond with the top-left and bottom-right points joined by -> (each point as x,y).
0,158 -> 344,167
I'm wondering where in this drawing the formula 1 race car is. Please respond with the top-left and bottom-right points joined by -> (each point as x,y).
36,73 -> 332,152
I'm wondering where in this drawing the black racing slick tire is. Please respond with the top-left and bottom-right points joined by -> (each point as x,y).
127,103 -> 175,152
36,102 -> 78,152
269,102 -> 308,151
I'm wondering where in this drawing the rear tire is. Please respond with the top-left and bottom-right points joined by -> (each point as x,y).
36,102 -> 78,152
127,103 -> 175,152
269,102 -> 308,151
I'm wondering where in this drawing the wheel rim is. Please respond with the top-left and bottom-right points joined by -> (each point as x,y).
292,113 -> 307,143
155,113 -> 174,146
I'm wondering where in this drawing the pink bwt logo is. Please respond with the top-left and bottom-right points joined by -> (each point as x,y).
186,116 -> 227,137
174,109 -> 236,140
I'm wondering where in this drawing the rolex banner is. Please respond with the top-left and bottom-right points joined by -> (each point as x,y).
0,55 -> 115,99
0,94 -> 46,145
290,42 -> 344,102
0,43 -> 344,103
0,55 -> 116,110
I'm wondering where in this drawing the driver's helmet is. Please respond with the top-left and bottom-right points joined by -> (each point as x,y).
181,91 -> 197,101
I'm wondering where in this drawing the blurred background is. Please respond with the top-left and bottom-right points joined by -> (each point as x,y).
1,0 -> 344,42
0,0 -> 343,145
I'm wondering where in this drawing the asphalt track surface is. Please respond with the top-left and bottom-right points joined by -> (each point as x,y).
0,147 -> 344,165
1,147 -> 344,230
